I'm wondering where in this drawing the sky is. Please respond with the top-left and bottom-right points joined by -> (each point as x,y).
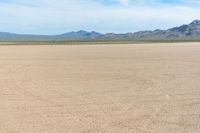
0,0 -> 200,34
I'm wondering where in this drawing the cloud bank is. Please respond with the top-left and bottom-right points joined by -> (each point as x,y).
0,0 -> 200,34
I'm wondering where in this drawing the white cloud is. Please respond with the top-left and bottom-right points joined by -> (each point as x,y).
0,0 -> 200,34
118,0 -> 129,5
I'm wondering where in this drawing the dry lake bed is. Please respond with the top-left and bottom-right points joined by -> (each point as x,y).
0,43 -> 200,133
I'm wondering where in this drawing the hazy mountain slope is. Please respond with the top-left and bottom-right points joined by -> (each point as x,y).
1,20 -> 200,41
130,20 -> 200,39
55,30 -> 102,40
98,20 -> 200,40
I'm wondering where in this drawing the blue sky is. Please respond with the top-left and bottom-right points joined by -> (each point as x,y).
0,0 -> 200,34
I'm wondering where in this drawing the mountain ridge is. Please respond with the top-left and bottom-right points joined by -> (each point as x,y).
1,20 -> 200,41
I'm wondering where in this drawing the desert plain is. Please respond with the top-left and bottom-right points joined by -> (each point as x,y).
0,42 -> 200,133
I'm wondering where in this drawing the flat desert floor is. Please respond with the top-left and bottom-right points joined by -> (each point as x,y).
0,43 -> 200,133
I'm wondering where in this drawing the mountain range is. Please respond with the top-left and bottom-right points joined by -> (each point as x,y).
1,20 -> 200,41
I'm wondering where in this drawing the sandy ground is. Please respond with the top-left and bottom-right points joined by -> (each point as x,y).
0,43 -> 200,133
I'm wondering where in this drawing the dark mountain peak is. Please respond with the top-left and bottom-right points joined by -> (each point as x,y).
105,33 -> 115,35
90,31 -> 102,36
54,30 -> 102,40
168,24 -> 188,32
190,20 -> 200,25
77,30 -> 88,34
91,31 -> 100,34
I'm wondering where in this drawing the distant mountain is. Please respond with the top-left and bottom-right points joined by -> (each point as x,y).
0,32 -> 53,41
1,20 -> 200,41
56,30 -> 102,40
130,20 -> 200,39
0,30 -> 102,41
98,20 -> 200,40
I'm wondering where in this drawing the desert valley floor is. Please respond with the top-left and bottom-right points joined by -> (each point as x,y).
0,43 -> 200,133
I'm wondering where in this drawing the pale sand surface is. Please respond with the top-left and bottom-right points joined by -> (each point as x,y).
0,43 -> 200,133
